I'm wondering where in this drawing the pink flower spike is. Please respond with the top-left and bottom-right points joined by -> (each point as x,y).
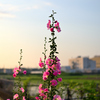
23,96 -> 26,100
13,94 -> 19,99
23,70 -> 27,75
20,87 -> 24,93
57,78 -> 62,82
13,73 -> 16,78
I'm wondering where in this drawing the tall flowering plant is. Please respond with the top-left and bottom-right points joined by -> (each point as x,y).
36,10 -> 63,100
12,49 -> 26,100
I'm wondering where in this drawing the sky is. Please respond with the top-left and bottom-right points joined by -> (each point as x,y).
0,0 -> 100,68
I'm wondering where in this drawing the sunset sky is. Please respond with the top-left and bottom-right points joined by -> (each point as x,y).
0,0 -> 100,68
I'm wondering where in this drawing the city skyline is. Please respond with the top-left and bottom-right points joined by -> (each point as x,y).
0,0 -> 100,68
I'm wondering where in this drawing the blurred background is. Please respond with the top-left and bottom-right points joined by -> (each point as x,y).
0,0 -> 100,100
0,0 -> 100,69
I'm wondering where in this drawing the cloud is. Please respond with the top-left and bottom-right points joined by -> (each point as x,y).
0,1 -> 53,15
25,2 -> 53,10
33,5 -> 39,9
25,5 -> 40,10
0,3 -> 19,12
0,11 -> 16,18
44,2 -> 52,6
0,2 -> 19,18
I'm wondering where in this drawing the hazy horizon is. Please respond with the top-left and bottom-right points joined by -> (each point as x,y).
0,0 -> 100,68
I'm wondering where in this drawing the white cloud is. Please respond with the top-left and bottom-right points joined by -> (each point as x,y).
32,5 -> 40,9
0,1 -> 53,15
25,2 -> 53,10
25,5 -> 40,10
0,2 -> 19,18
0,12 -> 16,18
44,2 -> 52,6
0,3 -> 19,12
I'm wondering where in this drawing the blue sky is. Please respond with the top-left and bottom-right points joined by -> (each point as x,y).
0,0 -> 100,68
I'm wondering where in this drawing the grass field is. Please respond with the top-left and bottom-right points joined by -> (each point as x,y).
0,72 -> 100,100
0,72 -> 100,84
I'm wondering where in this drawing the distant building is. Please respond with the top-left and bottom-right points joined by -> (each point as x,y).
69,56 -> 96,70
61,66 -> 71,72
90,55 -> 100,68
31,71 -> 42,74
0,69 -> 4,73
4,69 -> 13,74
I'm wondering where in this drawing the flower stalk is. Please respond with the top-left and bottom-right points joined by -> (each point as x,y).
37,10 -> 62,100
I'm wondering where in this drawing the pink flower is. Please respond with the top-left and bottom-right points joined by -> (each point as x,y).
23,70 -> 27,75
35,97 -> 40,100
50,79 -> 58,86
7,99 -> 10,100
47,20 -> 51,29
39,93 -> 46,97
23,96 -> 26,100
13,94 -> 19,99
44,88 -> 48,92
13,67 -> 19,74
57,27 -> 61,32
46,58 -> 53,66
57,78 -> 62,82
13,73 -> 17,78
39,88 -> 44,94
56,62 -> 61,70
52,64 -> 57,71
52,62 -> 61,73
50,28 -> 54,32
39,84 -> 43,89
45,71 -> 50,75
53,95 -> 62,100
55,21 -> 59,28
53,71 -> 58,76
58,70 -> 61,75
47,65 -> 52,69
56,56 -> 60,61
43,71 -> 50,80
20,87 -> 24,93
55,21 -> 61,32
43,96 -> 47,100
13,67 -> 21,77
39,58 -> 44,68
